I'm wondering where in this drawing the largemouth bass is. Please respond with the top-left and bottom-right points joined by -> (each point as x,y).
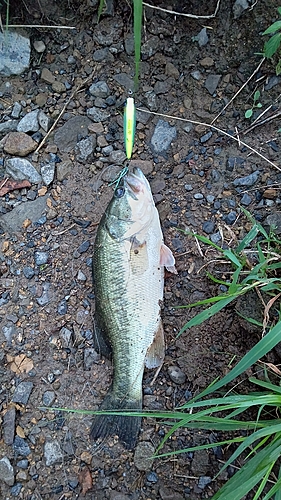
90,167 -> 176,449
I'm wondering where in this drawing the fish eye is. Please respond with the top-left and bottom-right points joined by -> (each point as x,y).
114,186 -> 125,198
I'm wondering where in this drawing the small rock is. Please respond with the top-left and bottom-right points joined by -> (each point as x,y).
233,171 -> 259,187
17,110 -> 39,133
240,193 -> 252,206
41,67 -> 55,83
75,136 -> 95,162
13,436 -> 31,457
57,299 -> 68,315
17,459 -> 29,469
93,48 -> 114,63
194,193 -> 204,200
198,476 -> 212,489
108,150 -> 127,164
185,184 -> 193,191
226,156 -> 244,171
264,75 -> 281,91
56,160 -> 73,181
0,457 -> 14,486
34,251 -> 49,266
151,120 -> 177,155
87,106 -> 111,122
44,440 -> 63,466
84,348 -> 100,370
141,36 -> 159,59
191,449 -> 209,475
33,40 -> 46,53
77,270 -> 86,281
5,158 -> 42,183
205,74 -> 221,94
206,194 -> 215,203
165,62 -> 179,78
37,283 -> 52,306
3,407 -> 16,445
146,471 -> 158,483
4,132 -> 37,156
89,81 -> 110,97
77,240 -> 90,254
134,442 -> 155,471
233,0 -> 250,19
41,163 -> 55,186
11,102 -> 22,119
54,116 -> 91,153
191,70 -> 202,81
52,81 -> 66,93
0,120 -> 18,134
266,212 -> 281,234
224,211 -> 237,225
0,31 -> 30,76
144,90 -> 158,111
210,232 -> 222,244
0,195 -> 47,233
167,365 -> 186,384
196,27 -> 209,47
59,326 -> 72,347
38,110 -> 52,132
200,57 -> 214,68
202,221 -> 215,234
263,188 -> 277,199
11,483 -> 23,496
42,390 -> 56,406
12,382 -> 33,404
200,131 -> 212,143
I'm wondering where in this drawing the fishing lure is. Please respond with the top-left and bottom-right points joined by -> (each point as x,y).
124,96 -> 136,160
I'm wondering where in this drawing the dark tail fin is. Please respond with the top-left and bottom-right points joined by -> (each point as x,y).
90,391 -> 142,449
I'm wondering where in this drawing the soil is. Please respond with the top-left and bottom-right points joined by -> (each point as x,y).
0,0 -> 281,498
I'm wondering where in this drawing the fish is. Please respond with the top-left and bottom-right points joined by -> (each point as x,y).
90,167 -> 177,449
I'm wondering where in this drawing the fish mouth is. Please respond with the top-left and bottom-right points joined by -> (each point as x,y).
124,167 -> 150,199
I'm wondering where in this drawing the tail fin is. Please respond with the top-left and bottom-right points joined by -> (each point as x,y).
90,391 -> 142,449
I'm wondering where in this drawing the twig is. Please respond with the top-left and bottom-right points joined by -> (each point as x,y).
193,230 -> 204,257
6,24 -> 75,29
243,109 -> 281,135
136,107 -> 281,172
35,68 -> 97,153
0,178 -> 8,190
211,58 -> 265,124
143,0 -> 221,19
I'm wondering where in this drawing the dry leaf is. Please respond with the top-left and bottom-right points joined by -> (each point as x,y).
9,354 -> 34,374
0,178 -> 31,196
79,466 -> 93,495
16,425 -> 26,438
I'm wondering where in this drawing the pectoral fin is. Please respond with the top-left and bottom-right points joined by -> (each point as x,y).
160,244 -> 177,274
145,320 -> 165,369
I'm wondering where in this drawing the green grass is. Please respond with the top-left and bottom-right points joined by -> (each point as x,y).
262,6 -> 281,75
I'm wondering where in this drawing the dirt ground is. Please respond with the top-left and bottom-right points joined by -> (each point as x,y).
0,0 -> 281,498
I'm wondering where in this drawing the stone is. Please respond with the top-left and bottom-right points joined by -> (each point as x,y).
11,102 -> 22,118
0,195 -> 47,233
52,81 -> 66,93
240,193 -> 252,206
38,110 -> 52,132
200,57 -> 214,68
134,442 -> 155,471
12,381 -> 33,404
151,120 -> 177,155
42,390 -> 56,406
3,407 -> 16,445
200,131 -> 212,143
233,171 -> 260,187
75,135 -> 96,162
196,27 -> 209,47
167,365 -> 186,384
124,33 -> 134,55
89,81 -> 110,97
44,440 -> 63,466
87,106 -> 111,122
266,212 -> 281,234
23,266 -> 35,279
56,160 -> 73,181
54,116 -> 91,152
5,158 -> 42,183
129,160 -> 153,176
141,36 -> 159,59
202,221 -> 215,234
0,120 -> 18,134
113,73 -> 134,90
84,348 -> 100,370
93,48 -> 114,63
4,132 -> 37,156
34,251 -> 49,266
205,74 -> 221,94
17,110 -> 39,133
0,457 -> 14,486
108,150 -> 127,164
41,67 -> 55,83
165,61 -> 179,78
13,436 -> 31,457
233,0 -> 250,19
191,449 -> 210,475
33,40 -> 46,53
0,31 -> 30,76
41,163 -> 55,186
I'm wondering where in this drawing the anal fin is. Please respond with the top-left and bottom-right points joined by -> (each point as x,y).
145,320 -> 165,369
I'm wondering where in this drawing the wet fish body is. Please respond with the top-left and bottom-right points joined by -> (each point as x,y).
91,167 -> 176,448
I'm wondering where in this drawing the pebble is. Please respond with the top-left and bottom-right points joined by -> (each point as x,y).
200,131 -> 212,143
34,251 -> 49,266
17,110 -> 39,133
167,365 -> 186,384
194,193 -> 204,200
0,120 -> 18,134
42,390 -> 56,406
202,221 -> 215,234
206,194 -> 215,203
57,299 -> 68,315
151,120 -> 177,155
146,471 -> 158,483
266,212 -> 281,234
38,110 -> 51,132
198,476 -> 212,488
75,136 -> 95,162
11,102 -> 22,118
191,449 -> 210,475
41,163 -> 55,186
4,132 -> 37,156
22,266 -> 35,279
12,381 -> 33,404
108,150 -> 127,164
77,240 -> 90,254
134,442 -> 155,471
0,457 -> 14,486
41,68 -> 55,83
56,160 -> 73,181
205,74 -> 221,94
224,211 -> 237,225
84,348 -> 100,370
5,158 -> 42,183
93,48 -> 114,63
44,440 -> 63,466
233,170 -> 259,187
233,0 -> 250,19
54,116 -> 91,152
11,483 -> 23,496
13,436 -> 31,457
87,106 -> 111,122
240,193 -> 252,206
200,57 -> 214,68
17,459 -> 29,469
3,407 -> 16,445
59,326 -> 72,347
89,81 -> 110,97
52,81 -> 66,93
33,40 -> 46,53
210,232 -> 222,244
196,27 -> 209,47
77,270 -> 87,281
191,70 -> 202,81
264,75 -> 281,91
185,184 -> 193,191
0,31 -> 30,76
226,156 -> 244,171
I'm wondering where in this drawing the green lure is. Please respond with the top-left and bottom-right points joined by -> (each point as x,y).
124,97 -> 136,160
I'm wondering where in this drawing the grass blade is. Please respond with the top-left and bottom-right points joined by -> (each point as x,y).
133,0 -> 143,90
